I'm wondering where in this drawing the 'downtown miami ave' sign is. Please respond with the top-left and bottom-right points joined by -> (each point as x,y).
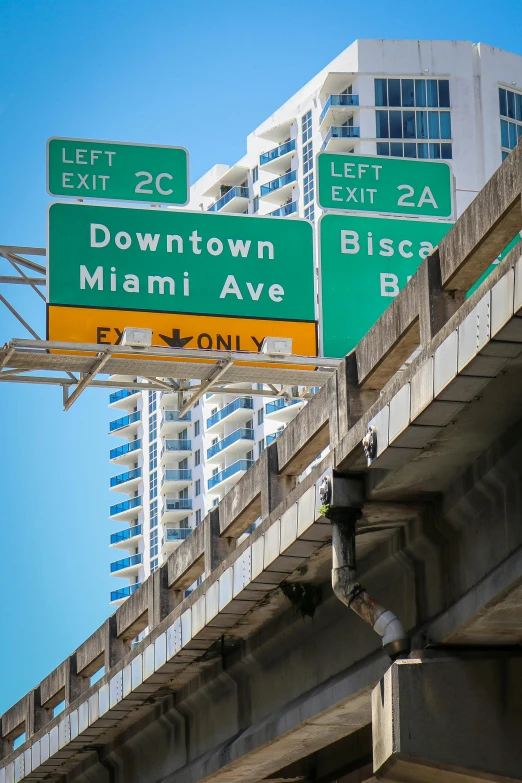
47,203 -> 317,353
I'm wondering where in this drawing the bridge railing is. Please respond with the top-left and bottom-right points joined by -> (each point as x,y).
1,140 -> 522,772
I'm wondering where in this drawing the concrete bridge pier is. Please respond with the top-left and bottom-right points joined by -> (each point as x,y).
372,653 -> 522,783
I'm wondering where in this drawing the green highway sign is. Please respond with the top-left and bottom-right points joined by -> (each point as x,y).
47,202 -> 315,322
317,153 -> 453,219
319,213 -> 452,358
47,138 -> 189,205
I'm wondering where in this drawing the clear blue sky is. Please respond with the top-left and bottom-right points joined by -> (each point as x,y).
1,0 -> 521,713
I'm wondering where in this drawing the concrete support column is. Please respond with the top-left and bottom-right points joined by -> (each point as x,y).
261,442 -> 296,519
26,688 -> 53,737
150,564 -> 174,627
204,508 -> 234,574
338,353 -> 379,435
373,653 -> 522,782
0,719 -> 13,760
103,615 -> 131,671
418,250 -> 466,345
65,654 -> 90,706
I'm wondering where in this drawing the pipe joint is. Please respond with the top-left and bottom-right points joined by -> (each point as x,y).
331,517 -> 410,659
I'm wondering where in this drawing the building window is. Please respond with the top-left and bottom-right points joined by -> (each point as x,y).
376,109 -> 451,140
213,498 -> 219,507
258,438 -> 265,456
499,87 -> 522,160
195,509 -> 202,526
253,195 -> 259,214
149,442 -> 157,471
194,420 -> 200,437
150,499 -> 158,529
257,408 -> 264,426
150,528 -> 158,558
195,449 -> 201,466
375,78 -> 450,108
252,165 -> 258,183
375,78 -> 451,159
195,479 -> 201,496
301,110 -> 312,143
149,412 -> 157,442
304,204 -> 315,221
148,391 -> 157,414
303,141 -> 313,174
303,173 -> 314,205
149,470 -> 157,500
150,558 -> 158,573
376,140 -> 452,160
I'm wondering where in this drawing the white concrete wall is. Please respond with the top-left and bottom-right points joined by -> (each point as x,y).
188,38 -> 522,219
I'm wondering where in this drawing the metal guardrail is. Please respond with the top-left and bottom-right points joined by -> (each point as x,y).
109,440 -> 141,460
110,468 -> 142,489
110,525 -> 142,545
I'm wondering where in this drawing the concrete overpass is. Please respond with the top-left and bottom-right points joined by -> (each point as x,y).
3,142 -> 522,783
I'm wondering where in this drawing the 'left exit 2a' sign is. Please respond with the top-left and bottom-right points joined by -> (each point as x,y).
47,137 -> 189,206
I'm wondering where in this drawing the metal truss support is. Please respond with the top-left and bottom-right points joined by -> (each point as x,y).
141,376 -> 179,392
0,246 -> 46,273
0,276 -> 45,286
0,346 -> 15,369
63,349 -> 112,411
5,256 -> 46,301
178,359 -> 234,417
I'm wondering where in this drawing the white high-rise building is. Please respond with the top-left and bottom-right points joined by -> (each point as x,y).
108,39 -> 522,604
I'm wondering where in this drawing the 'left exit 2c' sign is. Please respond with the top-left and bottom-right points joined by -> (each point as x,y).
47,137 -> 189,205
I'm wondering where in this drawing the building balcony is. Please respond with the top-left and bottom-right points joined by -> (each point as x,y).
108,410 -> 141,436
259,139 -> 296,174
206,396 -> 254,431
257,117 -> 295,143
160,439 -> 192,466
110,439 -> 142,465
265,397 -> 305,424
110,583 -> 142,606
208,459 -> 254,493
268,201 -> 298,218
159,389 -> 180,408
109,495 -> 143,522
161,468 -> 192,494
321,125 -> 360,152
319,94 -> 359,128
207,428 -> 255,463
201,164 -> 249,199
161,527 -> 192,554
161,498 -> 193,523
159,409 -> 191,437
110,553 -> 143,579
109,525 -> 143,550
260,170 -> 297,204
208,185 -> 249,213
109,388 -> 140,410
109,467 -> 142,493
